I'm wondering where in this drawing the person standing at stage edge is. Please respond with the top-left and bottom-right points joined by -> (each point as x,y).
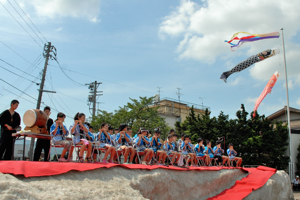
0,100 -> 21,160
33,106 -> 54,161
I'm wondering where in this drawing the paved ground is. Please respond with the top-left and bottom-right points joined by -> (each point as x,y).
294,191 -> 300,200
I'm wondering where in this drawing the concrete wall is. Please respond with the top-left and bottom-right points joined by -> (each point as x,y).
158,113 -> 179,128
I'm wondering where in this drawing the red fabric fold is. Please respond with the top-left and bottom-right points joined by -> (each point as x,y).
0,161 -> 235,177
208,167 -> 276,200
0,161 -> 276,200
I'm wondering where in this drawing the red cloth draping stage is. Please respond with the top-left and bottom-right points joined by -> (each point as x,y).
0,161 -> 276,199
0,161 -> 235,177
208,166 -> 277,200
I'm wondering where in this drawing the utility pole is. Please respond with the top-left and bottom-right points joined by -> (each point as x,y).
176,88 -> 182,123
28,42 -> 56,160
86,81 -> 102,118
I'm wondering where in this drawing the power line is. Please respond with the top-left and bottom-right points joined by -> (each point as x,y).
56,92 -> 86,103
41,100 -> 73,119
49,64 -> 155,94
0,64 -> 39,85
0,77 -> 38,101
54,59 -> 85,87
0,2 -> 43,48
55,93 -> 75,115
3,88 -> 36,105
0,58 -> 40,79
0,40 -> 33,65
13,0 -> 48,43
46,92 -> 59,113
6,0 -> 45,44
8,55 -> 43,98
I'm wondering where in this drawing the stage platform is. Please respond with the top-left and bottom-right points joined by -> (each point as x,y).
0,161 -> 276,200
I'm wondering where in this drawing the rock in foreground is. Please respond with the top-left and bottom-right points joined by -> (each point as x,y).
0,167 -> 246,200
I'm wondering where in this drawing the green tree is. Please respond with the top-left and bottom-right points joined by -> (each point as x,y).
176,103 -> 289,169
91,96 -> 170,138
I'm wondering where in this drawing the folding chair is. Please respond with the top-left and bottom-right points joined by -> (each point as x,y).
209,157 -> 217,166
136,148 -> 146,164
49,137 -> 72,161
50,137 -> 63,161
72,134 -> 95,163
92,141 -> 109,162
179,152 -> 191,166
229,157 -> 239,167
196,156 -> 206,166
166,153 -> 176,165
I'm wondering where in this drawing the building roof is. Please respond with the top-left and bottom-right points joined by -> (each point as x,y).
267,106 -> 300,121
156,97 -> 210,111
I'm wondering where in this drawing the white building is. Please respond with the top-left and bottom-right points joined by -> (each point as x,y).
267,106 -> 300,177
150,97 -> 210,128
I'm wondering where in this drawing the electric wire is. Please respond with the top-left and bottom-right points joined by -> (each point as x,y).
0,2 -> 43,48
47,67 -> 74,116
54,59 -> 85,87
56,93 -> 74,116
41,100 -> 73,119
46,92 -> 59,115
0,40 -> 34,65
12,0 -> 48,43
0,58 -> 40,79
49,64 -> 155,94
3,88 -> 36,105
6,0 -> 45,44
0,64 -> 39,85
0,77 -> 38,101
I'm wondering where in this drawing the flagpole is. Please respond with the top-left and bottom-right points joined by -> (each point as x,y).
281,28 -> 293,180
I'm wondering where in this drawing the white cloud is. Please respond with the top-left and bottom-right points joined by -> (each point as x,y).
229,77 -> 243,86
159,0 -> 197,39
159,0 -> 300,80
22,0 -> 101,23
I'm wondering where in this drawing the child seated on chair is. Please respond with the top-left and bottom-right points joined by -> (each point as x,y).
188,138 -> 198,166
181,135 -> 197,166
171,134 -> 181,166
227,143 -> 242,167
50,112 -> 74,162
96,122 -> 116,163
213,141 -> 224,166
195,138 -> 210,166
115,124 -> 136,164
84,122 -> 95,141
150,128 -> 166,165
70,113 -> 93,163
204,140 -> 214,166
163,135 -> 180,166
135,129 -> 154,165
177,133 -> 185,151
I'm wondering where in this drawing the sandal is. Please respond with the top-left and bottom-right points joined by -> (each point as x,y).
78,156 -> 84,163
87,157 -> 93,163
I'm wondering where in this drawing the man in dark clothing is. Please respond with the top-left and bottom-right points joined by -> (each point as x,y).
0,100 -> 21,160
33,106 -> 54,161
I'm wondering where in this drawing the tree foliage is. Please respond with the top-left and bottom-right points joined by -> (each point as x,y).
91,96 -> 170,138
175,104 -> 289,169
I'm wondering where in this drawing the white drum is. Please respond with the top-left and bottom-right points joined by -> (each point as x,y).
23,109 -> 47,128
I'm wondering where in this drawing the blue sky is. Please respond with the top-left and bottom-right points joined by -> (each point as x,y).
0,0 -> 299,129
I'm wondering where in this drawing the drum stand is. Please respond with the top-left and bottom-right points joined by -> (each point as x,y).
24,125 -> 47,134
